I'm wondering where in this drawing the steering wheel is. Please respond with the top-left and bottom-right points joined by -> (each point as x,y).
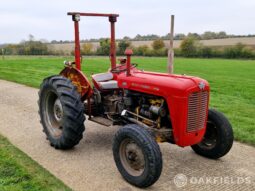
111,63 -> 138,73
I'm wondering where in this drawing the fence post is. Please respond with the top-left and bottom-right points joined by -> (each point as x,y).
167,15 -> 175,74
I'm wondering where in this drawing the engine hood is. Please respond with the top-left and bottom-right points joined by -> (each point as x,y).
117,71 -> 209,97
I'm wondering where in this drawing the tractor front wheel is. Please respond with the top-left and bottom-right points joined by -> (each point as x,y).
38,75 -> 85,149
112,124 -> 162,188
191,109 -> 233,159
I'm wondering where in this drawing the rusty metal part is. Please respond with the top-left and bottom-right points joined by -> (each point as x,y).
60,67 -> 92,100
119,138 -> 145,176
154,128 -> 173,143
121,110 -> 157,126
103,94 -> 122,113
121,110 -> 172,143
125,117 -> 152,129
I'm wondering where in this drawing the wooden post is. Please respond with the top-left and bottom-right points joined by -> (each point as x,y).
168,15 -> 174,74
2,49 -> 5,60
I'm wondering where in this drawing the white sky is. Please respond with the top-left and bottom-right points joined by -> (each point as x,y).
1,0 -> 255,43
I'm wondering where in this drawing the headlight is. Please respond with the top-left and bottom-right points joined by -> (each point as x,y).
74,14 -> 80,22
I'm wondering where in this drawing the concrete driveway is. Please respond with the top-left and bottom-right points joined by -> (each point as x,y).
0,79 -> 254,191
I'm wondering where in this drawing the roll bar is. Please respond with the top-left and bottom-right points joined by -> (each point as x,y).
67,12 -> 119,70
68,12 -> 119,17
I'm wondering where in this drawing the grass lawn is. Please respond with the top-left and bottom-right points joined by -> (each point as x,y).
0,56 -> 254,147
0,135 -> 71,191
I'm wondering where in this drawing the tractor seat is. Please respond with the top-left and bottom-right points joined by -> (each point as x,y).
92,72 -> 119,90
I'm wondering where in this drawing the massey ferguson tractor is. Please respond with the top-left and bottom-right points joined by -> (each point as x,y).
38,12 -> 234,188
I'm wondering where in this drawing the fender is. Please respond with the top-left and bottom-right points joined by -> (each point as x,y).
60,66 -> 93,100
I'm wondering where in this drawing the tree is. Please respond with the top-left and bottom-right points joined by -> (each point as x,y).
23,41 -> 48,55
81,43 -> 93,55
199,46 -> 213,58
174,33 -> 186,40
97,38 -> 110,55
134,45 -> 149,56
51,40 -> 58,44
134,34 -> 142,40
202,31 -> 217,40
152,39 -> 165,50
187,33 -> 201,40
123,36 -> 131,40
217,31 -> 227,39
180,37 -> 197,57
28,34 -> 35,41
0,48 -> 4,56
118,40 -> 131,55
224,43 -> 245,58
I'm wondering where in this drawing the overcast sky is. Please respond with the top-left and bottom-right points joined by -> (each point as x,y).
1,0 -> 255,43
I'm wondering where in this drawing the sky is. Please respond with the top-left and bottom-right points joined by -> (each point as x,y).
0,0 -> 255,44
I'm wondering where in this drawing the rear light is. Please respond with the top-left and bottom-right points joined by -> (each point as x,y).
187,91 -> 208,132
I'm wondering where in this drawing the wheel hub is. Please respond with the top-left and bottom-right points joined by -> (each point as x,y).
199,121 -> 217,149
120,139 -> 145,176
53,99 -> 63,122
44,91 -> 63,138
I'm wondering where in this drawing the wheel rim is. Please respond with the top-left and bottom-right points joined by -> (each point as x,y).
119,138 -> 145,177
198,120 -> 217,149
53,99 -> 63,122
44,91 -> 63,138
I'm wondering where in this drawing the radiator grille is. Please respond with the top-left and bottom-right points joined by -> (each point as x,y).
187,91 -> 208,132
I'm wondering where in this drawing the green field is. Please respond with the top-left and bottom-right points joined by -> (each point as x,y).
0,135 -> 71,191
0,56 -> 254,147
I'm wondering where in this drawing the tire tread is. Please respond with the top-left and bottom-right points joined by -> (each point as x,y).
38,75 -> 85,150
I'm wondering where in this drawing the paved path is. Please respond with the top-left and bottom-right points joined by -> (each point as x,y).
0,79 -> 254,191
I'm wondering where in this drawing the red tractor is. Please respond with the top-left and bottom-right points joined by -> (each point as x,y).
38,12 -> 233,188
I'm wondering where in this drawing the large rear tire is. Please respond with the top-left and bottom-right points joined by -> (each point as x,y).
191,109 -> 233,159
112,124 -> 162,188
38,75 -> 85,149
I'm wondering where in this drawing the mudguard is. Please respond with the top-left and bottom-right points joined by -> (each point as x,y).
60,67 -> 93,100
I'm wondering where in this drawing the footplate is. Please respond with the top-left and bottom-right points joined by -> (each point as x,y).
89,117 -> 113,127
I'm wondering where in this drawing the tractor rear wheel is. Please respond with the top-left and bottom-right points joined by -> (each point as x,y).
191,109 -> 233,159
38,75 -> 85,149
112,124 -> 162,188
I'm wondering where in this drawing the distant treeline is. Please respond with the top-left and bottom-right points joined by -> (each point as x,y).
77,38 -> 255,59
175,38 -> 255,59
2,41 -> 48,55
50,31 -> 255,44
1,34 -> 255,59
1,35 -> 49,55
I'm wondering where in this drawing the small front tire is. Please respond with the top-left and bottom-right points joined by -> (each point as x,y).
112,124 -> 162,188
191,109 -> 234,159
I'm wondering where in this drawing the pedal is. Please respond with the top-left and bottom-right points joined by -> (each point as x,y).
89,116 -> 113,127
